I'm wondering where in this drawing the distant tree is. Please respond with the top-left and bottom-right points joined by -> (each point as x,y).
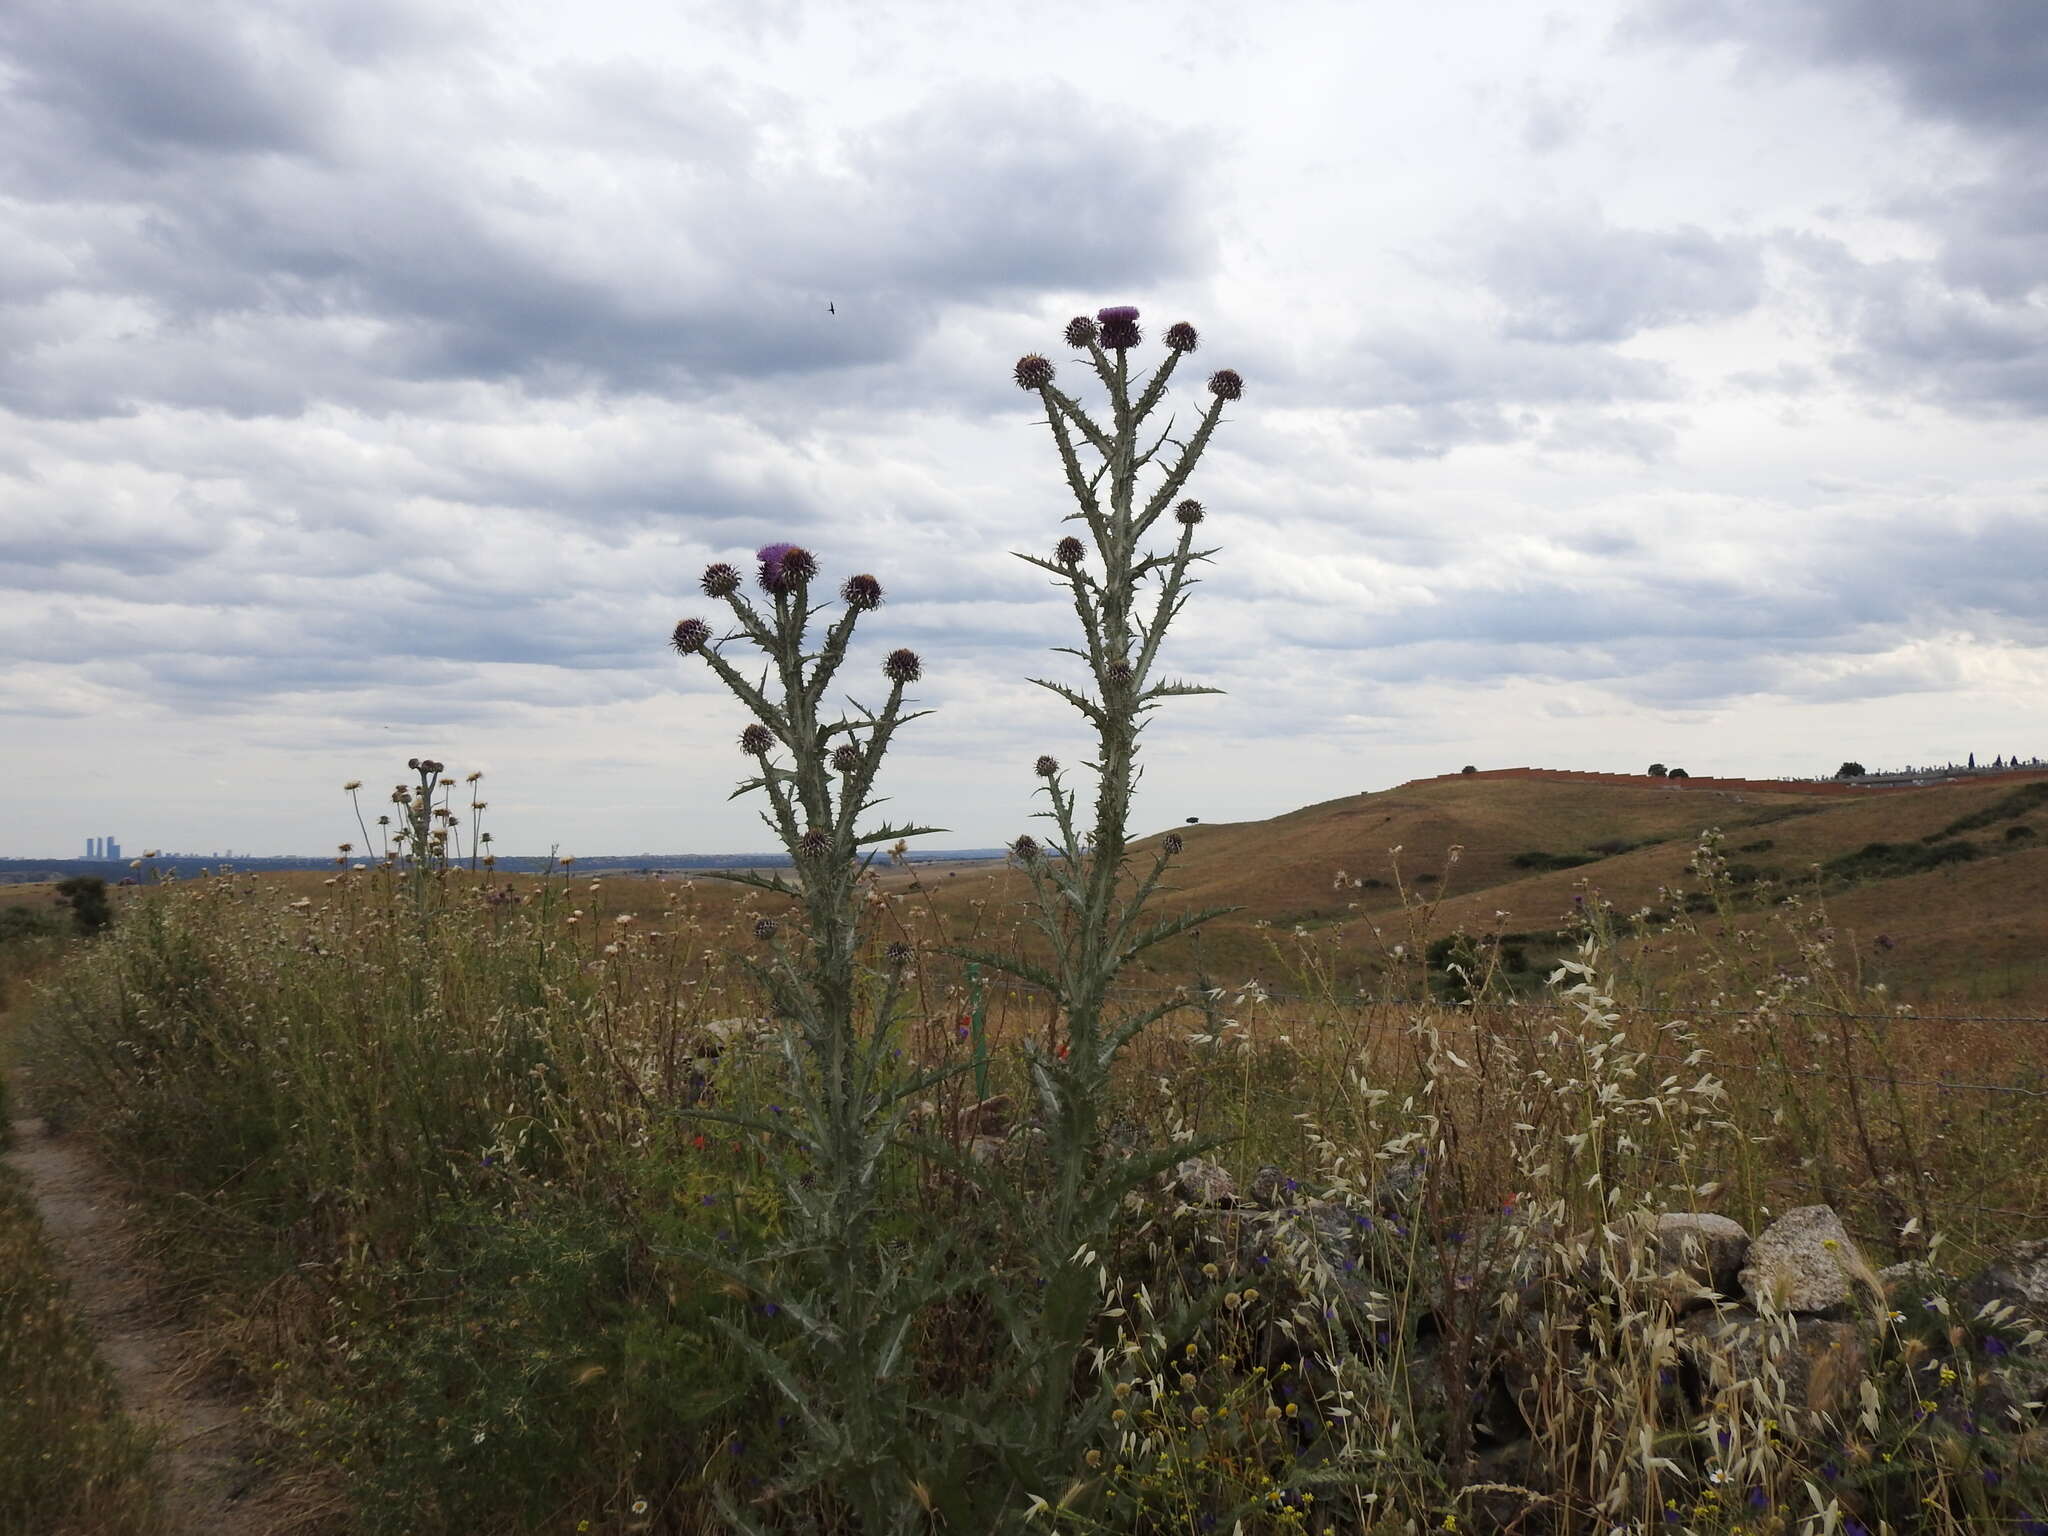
53,876 -> 112,935
1668,767 -> 1690,780
1836,761 -> 1866,779
1461,764 -> 1477,775
1647,763 -> 1667,777
1185,816 -> 1200,824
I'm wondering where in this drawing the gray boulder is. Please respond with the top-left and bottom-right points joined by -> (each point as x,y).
1680,1308 -> 1868,1416
1740,1205 -> 1873,1314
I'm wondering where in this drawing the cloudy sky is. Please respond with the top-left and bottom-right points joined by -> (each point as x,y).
3,0 -> 2044,858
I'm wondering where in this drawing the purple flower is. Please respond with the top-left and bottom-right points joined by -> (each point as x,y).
1097,305 -> 1141,349
1014,353 -> 1055,390
671,618 -> 712,654
757,542 -> 798,593
1064,315 -> 1098,347
1982,1334 -> 2010,1356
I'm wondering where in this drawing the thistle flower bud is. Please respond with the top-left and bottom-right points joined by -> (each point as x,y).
884,647 -> 922,683
779,545 -> 817,583
1163,832 -> 1184,856
1013,353 -> 1055,390
701,561 -> 740,597
1164,321 -> 1198,353
831,743 -> 862,774
1174,499 -> 1204,527
1064,315 -> 1098,347
798,827 -> 832,860
1208,368 -> 1244,401
885,941 -> 913,968
1106,660 -> 1134,686
1056,536 -> 1085,565
1096,305 -> 1141,350
841,573 -> 882,610
1034,754 -> 1059,778
671,617 -> 712,654
754,917 -> 778,941
1011,834 -> 1040,861
740,723 -> 774,755
407,758 -> 419,769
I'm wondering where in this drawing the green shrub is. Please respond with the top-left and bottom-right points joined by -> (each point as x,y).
1929,780 -> 2048,840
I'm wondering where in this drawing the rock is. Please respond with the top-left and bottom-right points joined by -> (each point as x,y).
1248,1164 -> 1299,1208
1171,1157 -> 1236,1207
1740,1206 -> 1873,1314
1680,1308 -> 1868,1417
1961,1239 -> 2048,1328
1652,1213 -> 1750,1308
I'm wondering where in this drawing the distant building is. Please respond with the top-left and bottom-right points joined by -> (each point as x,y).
106,837 -> 121,861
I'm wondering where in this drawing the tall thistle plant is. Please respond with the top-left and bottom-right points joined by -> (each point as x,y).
668,545 -> 940,1528
968,306 -> 1242,1475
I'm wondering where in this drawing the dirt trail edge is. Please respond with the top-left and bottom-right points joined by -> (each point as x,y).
4,1113 -> 289,1536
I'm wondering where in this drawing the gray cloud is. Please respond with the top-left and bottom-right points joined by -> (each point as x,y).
1478,213 -> 1764,344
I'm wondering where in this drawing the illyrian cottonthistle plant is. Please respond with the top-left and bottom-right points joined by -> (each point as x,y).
969,304 -> 1243,1489
668,542 -> 942,1528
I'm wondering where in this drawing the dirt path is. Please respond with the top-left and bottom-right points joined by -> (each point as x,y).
4,1112 -> 291,1535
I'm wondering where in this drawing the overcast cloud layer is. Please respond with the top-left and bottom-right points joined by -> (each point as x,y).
3,0 -> 2044,857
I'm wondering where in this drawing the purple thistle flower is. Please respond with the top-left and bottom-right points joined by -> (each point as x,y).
1034,754 -> 1059,778
1175,498 -> 1204,526
753,917 -> 778,941
671,618 -> 712,654
740,723 -> 774,755
1056,535 -> 1085,565
1982,1334 -> 2010,1356
1064,315 -> 1098,347
757,542 -> 798,594
1014,353 -> 1055,390
884,647 -> 922,683
831,743 -> 862,774
1207,368 -> 1244,401
841,573 -> 882,610
1164,321 -> 1198,353
1097,305 -> 1141,350
701,562 -> 740,597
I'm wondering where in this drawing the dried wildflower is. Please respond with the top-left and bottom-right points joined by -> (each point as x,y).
831,743 -> 862,774
1064,315 -> 1098,347
342,779 -> 362,791
671,618 -> 712,654
1208,368 -> 1244,401
1096,304 -> 1141,350
754,917 -> 779,941
1011,834 -> 1040,861
1164,321 -> 1198,353
1034,754 -> 1059,778
740,723 -> 774,755
841,573 -> 882,610
1056,535 -> 1084,565
1013,353 -> 1055,390
798,827 -> 832,860
1162,832 -> 1184,856
884,647 -> 922,683
701,561 -> 740,597
1174,498 -> 1204,526
884,941 -> 913,968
